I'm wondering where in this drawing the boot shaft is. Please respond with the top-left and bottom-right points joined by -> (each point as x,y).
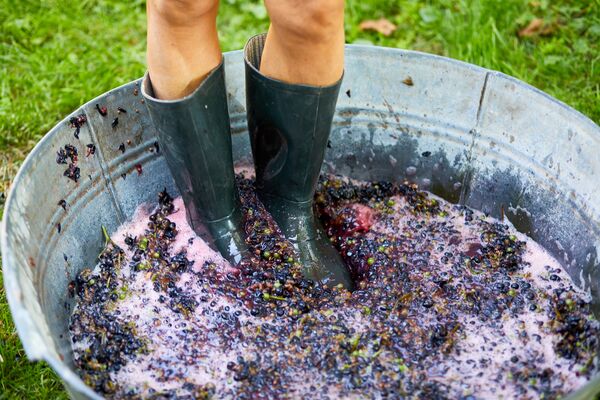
143,62 -> 239,227
244,34 -> 342,205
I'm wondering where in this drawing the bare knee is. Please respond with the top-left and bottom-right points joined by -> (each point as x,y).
265,0 -> 344,41
149,0 -> 219,26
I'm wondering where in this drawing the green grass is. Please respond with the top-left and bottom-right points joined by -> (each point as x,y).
0,270 -> 69,399
0,0 -> 598,398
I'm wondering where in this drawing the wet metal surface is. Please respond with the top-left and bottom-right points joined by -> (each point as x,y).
2,46 -> 600,399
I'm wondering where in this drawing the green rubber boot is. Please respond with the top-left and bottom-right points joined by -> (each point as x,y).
244,34 -> 354,290
142,61 -> 248,265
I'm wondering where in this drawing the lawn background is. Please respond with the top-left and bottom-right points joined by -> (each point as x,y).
0,0 -> 598,398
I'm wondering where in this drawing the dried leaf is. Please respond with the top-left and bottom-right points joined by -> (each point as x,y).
518,18 -> 542,37
359,18 -> 397,36
518,18 -> 554,37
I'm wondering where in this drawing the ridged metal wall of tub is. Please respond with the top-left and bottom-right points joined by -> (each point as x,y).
2,46 -> 600,399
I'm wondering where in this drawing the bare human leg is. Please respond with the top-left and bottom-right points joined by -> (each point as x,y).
260,0 -> 345,86
146,0 -> 222,100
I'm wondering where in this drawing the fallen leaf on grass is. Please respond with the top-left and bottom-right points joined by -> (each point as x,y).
359,18 -> 397,36
518,18 -> 555,37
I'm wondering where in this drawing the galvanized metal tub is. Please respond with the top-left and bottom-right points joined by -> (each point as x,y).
2,47 -> 600,399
